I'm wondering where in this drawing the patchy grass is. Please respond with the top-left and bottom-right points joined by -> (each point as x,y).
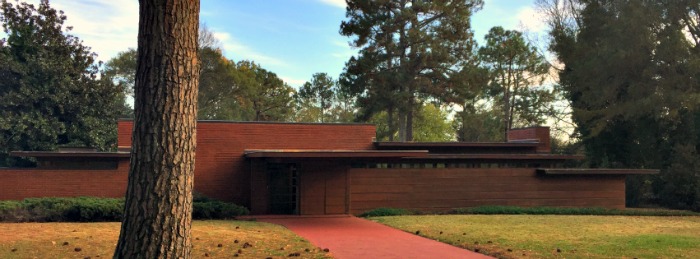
371,215 -> 700,259
0,220 -> 331,258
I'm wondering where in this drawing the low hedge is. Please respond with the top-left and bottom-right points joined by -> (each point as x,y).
451,206 -> 700,216
193,200 -> 249,219
0,196 -> 249,222
358,206 -> 699,217
359,207 -> 416,217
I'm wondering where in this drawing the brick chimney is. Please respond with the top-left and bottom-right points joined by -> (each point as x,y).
507,127 -> 551,153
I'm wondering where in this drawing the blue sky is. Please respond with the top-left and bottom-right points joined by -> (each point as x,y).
21,0 -> 547,88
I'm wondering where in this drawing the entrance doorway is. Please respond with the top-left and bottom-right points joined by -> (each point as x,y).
268,163 -> 299,214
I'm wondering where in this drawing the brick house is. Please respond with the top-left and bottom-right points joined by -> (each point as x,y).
0,120 -> 656,215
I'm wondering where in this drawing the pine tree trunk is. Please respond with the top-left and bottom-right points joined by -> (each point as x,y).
387,106 -> 395,141
406,97 -> 414,141
114,0 -> 199,258
398,111 -> 407,141
503,83 -> 511,141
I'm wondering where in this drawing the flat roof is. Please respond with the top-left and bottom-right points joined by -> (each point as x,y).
244,149 -> 429,158
10,151 -> 131,158
538,168 -> 659,175
118,118 -> 374,126
374,141 -> 539,149
402,154 -> 584,160
244,150 -> 581,161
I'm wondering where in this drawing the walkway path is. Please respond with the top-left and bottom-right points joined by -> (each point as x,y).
257,216 -> 493,259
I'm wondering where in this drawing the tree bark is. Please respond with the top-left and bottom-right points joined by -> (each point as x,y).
503,68 -> 511,141
114,0 -> 199,258
406,101 -> 414,141
387,105 -> 395,141
398,110 -> 407,141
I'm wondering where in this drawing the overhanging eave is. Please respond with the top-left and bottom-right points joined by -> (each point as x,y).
537,168 -> 660,175
243,149 -> 429,159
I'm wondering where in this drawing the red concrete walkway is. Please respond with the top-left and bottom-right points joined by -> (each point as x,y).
257,215 -> 493,259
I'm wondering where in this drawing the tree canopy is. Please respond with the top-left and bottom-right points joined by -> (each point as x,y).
235,60 -> 296,121
479,26 -> 553,139
0,0 -> 128,167
541,0 -> 700,210
370,103 -> 455,142
297,73 -> 335,123
340,0 -> 484,141
103,44 -> 296,122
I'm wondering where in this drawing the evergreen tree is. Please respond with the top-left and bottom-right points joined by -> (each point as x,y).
114,0 -> 199,256
0,0 -> 127,167
197,47 -> 239,120
236,60 -> 295,121
297,72 -> 335,122
542,0 -> 700,210
103,48 -> 137,98
370,103 -> 455,142
340,0 -> 483,141
479,26 -> 553,139
453,104 -> 502,142
104,46 -> 295,122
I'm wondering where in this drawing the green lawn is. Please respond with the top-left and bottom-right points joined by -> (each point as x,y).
0,220 -> 331,259
371,215 -> 700,258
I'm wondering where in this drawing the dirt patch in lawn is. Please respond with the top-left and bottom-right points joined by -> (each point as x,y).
0,220 -> 331,258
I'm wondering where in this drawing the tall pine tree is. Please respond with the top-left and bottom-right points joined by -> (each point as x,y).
114,0 -> 200,256
478,26 -> 553,140
340,0 -> 483,141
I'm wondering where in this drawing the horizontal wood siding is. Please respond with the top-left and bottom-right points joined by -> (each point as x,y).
348,168 -> 625,214
298,161 -> 348,215
300,164 -> 326,215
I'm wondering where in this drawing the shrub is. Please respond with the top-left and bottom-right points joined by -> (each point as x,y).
0,200 -> 24,221
190,192 -> 249,219
359,207 -> 414,217
193,200 -> 249,219
0,196 -> 249,222
193,192 -> 213,203
22,197 -> 85,222
63,197 -> 123,222
9,197 -> 125,222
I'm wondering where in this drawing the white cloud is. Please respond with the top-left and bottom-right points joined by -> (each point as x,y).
213,32 -> 289,67
318,0 -> 346,9
515,6 -> 547,33
330,39 -> 355,59
332,40 -> 351,48
29,0 -> 140,62
281,77 -> 307,88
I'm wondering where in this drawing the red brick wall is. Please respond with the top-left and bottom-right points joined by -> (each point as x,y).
117,120 -> 133,148
2,121 -> 376,207
507,127 -> 551,153
0,160 -> 130,200
119,120 -> 375,208
348,168 -> 625,214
